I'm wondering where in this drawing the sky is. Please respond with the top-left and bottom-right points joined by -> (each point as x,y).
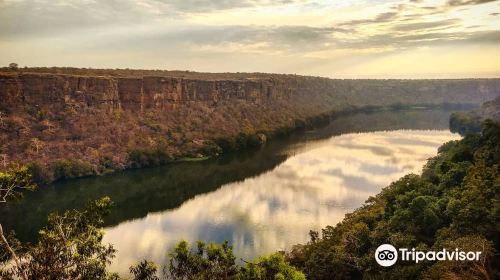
0,0 -> 499,78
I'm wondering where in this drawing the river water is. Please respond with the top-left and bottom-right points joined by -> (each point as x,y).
0,109 -> 463,275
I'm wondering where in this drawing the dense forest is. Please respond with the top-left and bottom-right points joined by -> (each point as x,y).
1,119 -> 498,279
286,119 -> 500,279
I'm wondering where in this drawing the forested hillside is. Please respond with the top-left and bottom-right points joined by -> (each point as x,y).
1,68 -> 499,183
286,120 -> 500,279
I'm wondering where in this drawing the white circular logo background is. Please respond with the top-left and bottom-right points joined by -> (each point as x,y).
375,244 -> 398,267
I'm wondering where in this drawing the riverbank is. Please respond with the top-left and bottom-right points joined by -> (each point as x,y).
14,103 -> 477,185
1,106 -> 468,242
450,96 -> 500,135
0,107 -> 464,251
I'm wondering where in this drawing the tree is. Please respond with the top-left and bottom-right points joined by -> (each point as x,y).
239,253 -> 306,280
167,240 -> 238,280
165,240 -> 305,280
130,260 -> 160,280
0,154 -> 8,168
0,166 -> 37,280
425,236 -> 495,280
0,166 -> 36,203
0,197 -> 117,280
0,111 -> 5,128
31,138 -> 43,155
8,63 -> 18,70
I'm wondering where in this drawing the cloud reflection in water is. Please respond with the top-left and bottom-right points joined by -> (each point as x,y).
104,130 -> 459,274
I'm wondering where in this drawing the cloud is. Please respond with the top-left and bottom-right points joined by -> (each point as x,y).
82,20 -> 500,60
0,0 -> 313,38
446,0 -> 498,6
157,0 -> 311,13
338,11 -> 399,26
466,29 -> 500,43
0,0 -> 156,38
0,0 -> 499,77
323,28 -> 500,53
392,18 -> 461,31
97,24 -> 345,54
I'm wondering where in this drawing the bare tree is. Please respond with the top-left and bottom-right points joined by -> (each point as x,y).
0,154 -> 7,168
0,111 -> 5,128
0,223 -> 27,280
0,167 -> 35,280
42,119 -> 56,133
31,138 -> 43,154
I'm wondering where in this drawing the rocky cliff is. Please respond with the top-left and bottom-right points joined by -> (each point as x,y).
0,73 -> 295,113
2,73 -> 499,114
1,71 -> 499,181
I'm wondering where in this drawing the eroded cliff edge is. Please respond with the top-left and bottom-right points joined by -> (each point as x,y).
1,71 -> 499,181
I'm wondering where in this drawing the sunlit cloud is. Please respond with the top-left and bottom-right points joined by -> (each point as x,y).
0,0 -> 499,77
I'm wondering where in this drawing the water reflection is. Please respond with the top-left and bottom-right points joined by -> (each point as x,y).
104,130 -> 460,274
0,108 -> 466,276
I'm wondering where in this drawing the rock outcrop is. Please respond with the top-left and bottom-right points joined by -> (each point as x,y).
2,73 -> 499,114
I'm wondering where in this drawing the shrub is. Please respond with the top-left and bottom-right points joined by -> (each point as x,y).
168,240 -> 238,279
52,159 -> 94,180
199,140 -> 223,156
239,253 -> 306,280
449,112 -> 482,135
128,148 -> 171,168
27,161 -> 53,185
215,137 -> 238,152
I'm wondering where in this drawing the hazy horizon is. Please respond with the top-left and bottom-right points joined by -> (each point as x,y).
1,0 -> 500,78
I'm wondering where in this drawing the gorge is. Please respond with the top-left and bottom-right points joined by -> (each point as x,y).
1,69 -> 499,182
0,108 -> 466,276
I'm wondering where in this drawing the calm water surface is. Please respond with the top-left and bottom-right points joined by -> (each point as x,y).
0,109 -> 463,275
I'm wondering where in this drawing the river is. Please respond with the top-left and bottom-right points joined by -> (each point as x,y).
0,108 -> 463,275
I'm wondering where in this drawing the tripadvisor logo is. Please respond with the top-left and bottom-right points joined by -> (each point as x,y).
374,244 -> 482,267
375,244 -> 398,267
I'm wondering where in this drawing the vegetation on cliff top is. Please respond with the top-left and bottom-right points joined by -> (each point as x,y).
1,120 -> 499,279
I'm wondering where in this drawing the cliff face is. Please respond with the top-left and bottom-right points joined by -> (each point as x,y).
0,73 -> 296,113
3,73 -> 499,114
1,71 -> 500,180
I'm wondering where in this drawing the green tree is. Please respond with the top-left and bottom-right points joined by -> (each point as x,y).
0,166 -> 37,203
130,260 -> 160,280
0,197 -> 117,280
238,253 -> 306,280
167,240 -> 238,280
0,166 -> 37,280
424,236 -> 494,280
166,240 -> 305,280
